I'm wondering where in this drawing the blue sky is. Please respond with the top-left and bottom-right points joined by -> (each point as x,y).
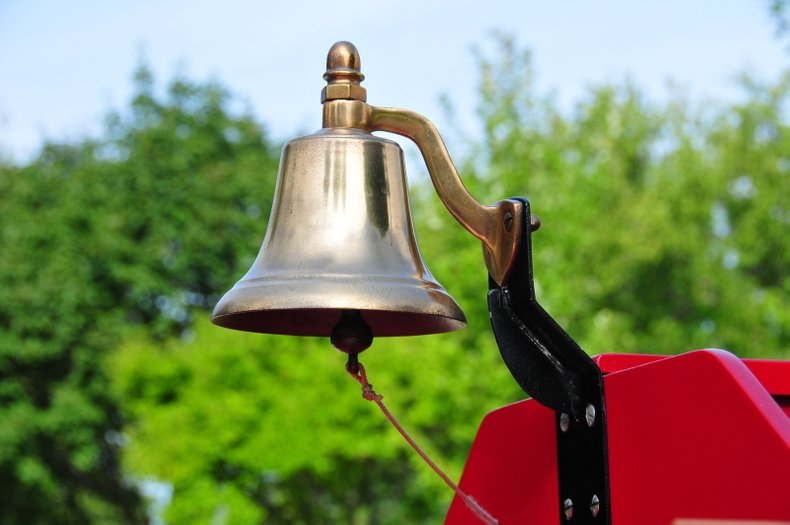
0,0 -> 787,163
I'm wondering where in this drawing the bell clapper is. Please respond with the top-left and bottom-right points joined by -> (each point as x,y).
330,309 -> 373,354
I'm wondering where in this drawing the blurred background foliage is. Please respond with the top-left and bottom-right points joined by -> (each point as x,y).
0,35 -> 787,524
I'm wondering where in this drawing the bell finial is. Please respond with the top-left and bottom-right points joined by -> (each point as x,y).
325,41 -> 362,77
322,41 -> 366,102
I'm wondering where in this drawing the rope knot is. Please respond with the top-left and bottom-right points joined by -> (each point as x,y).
361,383 -> 383,402
345,355 -> 383,402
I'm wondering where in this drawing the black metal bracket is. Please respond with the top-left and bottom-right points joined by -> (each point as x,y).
487,197 -> 611,524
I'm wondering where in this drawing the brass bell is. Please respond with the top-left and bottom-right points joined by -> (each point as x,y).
211,126 -> 466,338
211,42 -> 467,341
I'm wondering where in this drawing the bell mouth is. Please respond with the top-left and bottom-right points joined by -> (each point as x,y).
211,274 -> 466,337
211,308 -> 466,337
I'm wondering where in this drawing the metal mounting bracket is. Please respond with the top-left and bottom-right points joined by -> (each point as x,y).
487,197 -> 611,524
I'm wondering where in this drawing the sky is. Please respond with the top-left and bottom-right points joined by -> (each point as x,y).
0,0 -> 787,164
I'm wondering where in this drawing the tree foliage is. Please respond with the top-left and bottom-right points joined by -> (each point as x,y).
0,38 -> 787,524
0,67 -> 277,523
459,38 -> 788,359
768,0 -> 789,41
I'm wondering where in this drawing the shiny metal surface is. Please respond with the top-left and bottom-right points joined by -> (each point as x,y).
367,105 -> 524,285
211,128 -> 466,336
321,41 -> 367,103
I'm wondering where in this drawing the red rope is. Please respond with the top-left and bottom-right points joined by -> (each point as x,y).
345,358 -> 499,525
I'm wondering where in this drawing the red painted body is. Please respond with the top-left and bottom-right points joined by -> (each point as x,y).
445,350 -> 790,525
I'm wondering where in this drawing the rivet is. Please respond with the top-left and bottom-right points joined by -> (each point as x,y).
559,412 -> 570,432
590,494 -> 600,517
563,498 -> 574,520
585,403 -> 596,427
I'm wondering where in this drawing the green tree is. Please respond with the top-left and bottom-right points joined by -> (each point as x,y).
453,37 -> 788,359
0,66 -> 278,523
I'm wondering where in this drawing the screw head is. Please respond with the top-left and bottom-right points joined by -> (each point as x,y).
585,403 -> 596,427
590,494 -> 600,517
559,412 -> 570,432
503,211 -> 513,232
563,498 -> 574,520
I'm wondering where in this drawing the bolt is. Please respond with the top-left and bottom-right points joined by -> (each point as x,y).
503,211 -> 513,232
585,403 -> 596,427
563,498 -> 574,520
559,412 -> 570,432
530,213 -> 541,231
590,494 -> 600,517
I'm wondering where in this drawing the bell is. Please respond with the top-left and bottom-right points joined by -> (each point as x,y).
211,126 -> 466,338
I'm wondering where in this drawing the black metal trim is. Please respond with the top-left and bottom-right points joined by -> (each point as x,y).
487,197 -> 610,524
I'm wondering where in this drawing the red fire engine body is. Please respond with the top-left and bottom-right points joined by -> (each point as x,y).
447,350 -> 790,524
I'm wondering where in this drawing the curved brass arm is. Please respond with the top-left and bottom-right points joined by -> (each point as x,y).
368,106 -> 522,285
320,41 -> 523,285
